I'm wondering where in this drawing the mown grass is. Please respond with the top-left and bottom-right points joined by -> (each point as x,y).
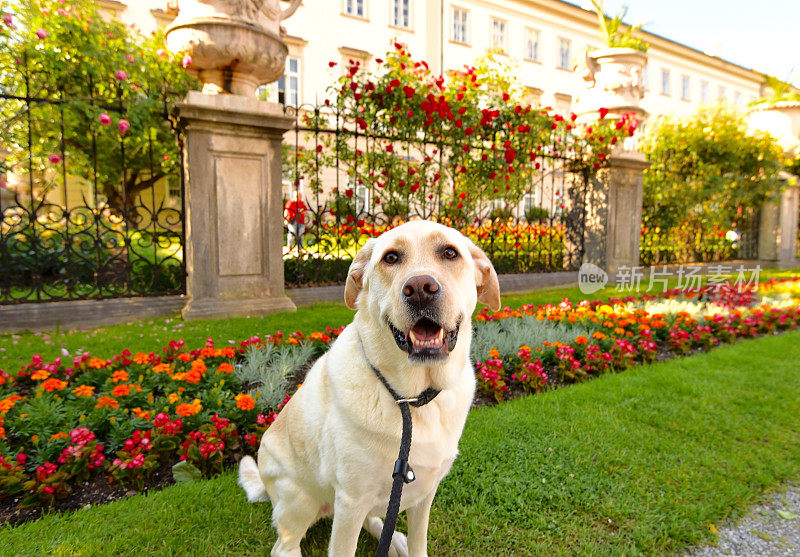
2,330 -> 799,555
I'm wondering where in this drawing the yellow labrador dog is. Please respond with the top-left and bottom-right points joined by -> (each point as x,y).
239,220 -> 500,556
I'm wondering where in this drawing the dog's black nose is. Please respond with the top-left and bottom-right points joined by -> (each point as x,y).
402,275 -> 441,309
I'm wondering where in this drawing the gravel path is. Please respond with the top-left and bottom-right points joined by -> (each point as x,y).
686,483 -> 800,556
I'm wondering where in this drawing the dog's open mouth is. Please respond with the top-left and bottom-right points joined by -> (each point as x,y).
388,316 -> 461,361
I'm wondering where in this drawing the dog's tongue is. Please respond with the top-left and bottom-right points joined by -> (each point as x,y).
411,319 -> 441,341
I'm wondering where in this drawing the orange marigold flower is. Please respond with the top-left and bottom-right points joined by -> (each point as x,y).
0,426 -> 5,439
614,327 -> 626,336
176,398 -> 202,417
133,353 -> 150,364
95,396 -> 119,409
221,347 -> 236,358
31,369 -> 50,381
235,393 -> 256,411
41,378 -> 68,392
591,331 -> 607,340
152,363 -> 172,374
131,407 -> 151,420
190,359 -> 207,374
88,357 -> 107,369
50,431 -> 69,441
574,335 -> 588,344
110,370 -> 129,383
0,394 -> 23,415
168,393 -> 180,404
173,370 -> 202,384
177,353 -> 192,362
112,384 -> 131,397
217,362 -> 234,374
200,347 -> 215,358
71,385 -> 95,397
287,338 -> 300,345
489,348 -> 500,359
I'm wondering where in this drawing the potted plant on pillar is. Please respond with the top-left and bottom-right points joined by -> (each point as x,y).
574,1 -> 649,119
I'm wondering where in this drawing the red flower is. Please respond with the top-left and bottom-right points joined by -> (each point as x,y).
598,107 -> 609,119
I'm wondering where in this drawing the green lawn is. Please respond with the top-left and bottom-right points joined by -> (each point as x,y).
2,330 -> 799,555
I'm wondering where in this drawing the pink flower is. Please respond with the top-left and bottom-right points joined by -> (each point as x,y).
118,119 -> 130,136
98,113 -> 111,125
49,154 -> 61,164
3,13 -> 13,27
114,70 -> 128,81
156,48 -> 166,58
36,28 -> 47,40
181,54 -> 192,68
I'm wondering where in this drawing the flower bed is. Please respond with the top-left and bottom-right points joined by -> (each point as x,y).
1,279 -> 799,523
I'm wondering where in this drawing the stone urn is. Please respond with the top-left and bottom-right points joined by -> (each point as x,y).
165,0 -> 302,96
574,47 -> 648,121
747,101 -> 800,152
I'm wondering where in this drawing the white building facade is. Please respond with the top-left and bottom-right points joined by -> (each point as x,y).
107,0 -> 766,118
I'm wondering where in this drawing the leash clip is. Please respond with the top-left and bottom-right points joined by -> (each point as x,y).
392,458 -> 415,483
395,397 -> 418,404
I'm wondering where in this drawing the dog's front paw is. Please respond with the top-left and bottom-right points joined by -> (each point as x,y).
387,531 -> 409,557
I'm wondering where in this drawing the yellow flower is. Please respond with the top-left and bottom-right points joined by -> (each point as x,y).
168,392 -> 180,404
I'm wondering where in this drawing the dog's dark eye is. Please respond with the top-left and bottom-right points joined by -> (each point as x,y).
442,247 -> 459,260
383,251 -> 400,265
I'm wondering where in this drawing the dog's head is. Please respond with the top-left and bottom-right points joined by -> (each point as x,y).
345,221 -> 500,364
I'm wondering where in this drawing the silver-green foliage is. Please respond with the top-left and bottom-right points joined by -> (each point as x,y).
235,343 -> 315,411
471,315 -> 597,360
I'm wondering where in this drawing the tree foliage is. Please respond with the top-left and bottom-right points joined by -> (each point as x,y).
639,105 -> 784,262
0,0 -> 194,220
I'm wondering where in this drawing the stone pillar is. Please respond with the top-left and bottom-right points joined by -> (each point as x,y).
580,149 -> 649,273
177,91 -> 296,320
758,183 -> 799,268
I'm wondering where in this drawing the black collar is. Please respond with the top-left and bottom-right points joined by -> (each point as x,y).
358,336 -> 441,407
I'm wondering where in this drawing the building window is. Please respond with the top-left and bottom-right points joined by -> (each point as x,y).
278,57 -> 301,107
344,0 -> 365,17
700,80 -> 709,103
681,75 -> 690,101
451,6 -> 468,44
718,85 -> 726,100
167,177 -> 181,201
491,19 -> 507,53
734,91 -> 742,106
392,0 -> 410,28
557,38 -> 571,69
355,184 -> 370,214
660,68 -> 670,96
524,28 -> 540,62
642,64 -> 649,91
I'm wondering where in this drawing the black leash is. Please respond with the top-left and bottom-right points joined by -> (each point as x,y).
361,347 -> 440,557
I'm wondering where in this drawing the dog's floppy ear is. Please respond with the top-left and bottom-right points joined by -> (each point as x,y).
468,242 -> 501,311
344,239 -> 376,310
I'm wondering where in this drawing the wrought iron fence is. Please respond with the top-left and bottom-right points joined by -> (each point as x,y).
639,209 -> 760,267
0,60 -> 185,304
281,103 -> 593,288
